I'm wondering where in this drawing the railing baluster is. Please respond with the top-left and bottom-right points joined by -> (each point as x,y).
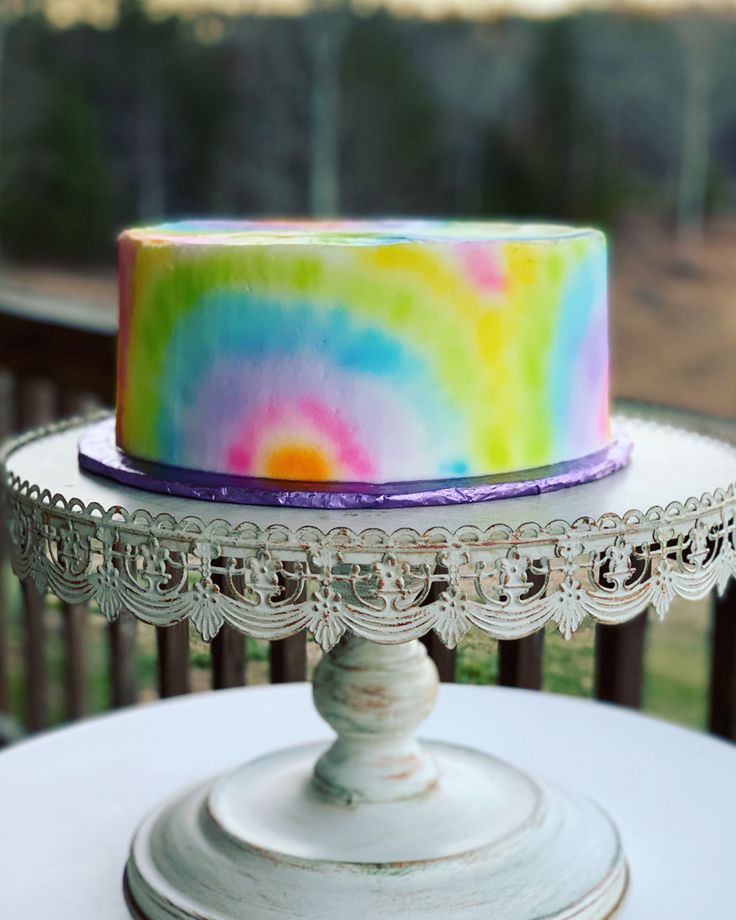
0,369 -> 15,434
0,527 -> 8,714
212,626 -> 246,689
18,376 -> 54,431
109,610 -> 138,708
594,611 -> 648,708
270,564 -> 307,682
17,377 -> 40,431
16,378 -> 53,729
156,622 -> 191,698
56,386 -> 87,422
156,553 -> 190,698
270,633 -> 307,683
61,602 -> 87,720
709,586 -> 736,740
498,633 -> 544,690
21,581 -> 47,731
0,370 -> 12,712
211,560 -> 246,689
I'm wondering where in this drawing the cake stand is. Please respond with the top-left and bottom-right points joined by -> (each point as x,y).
3,407 -> 736,920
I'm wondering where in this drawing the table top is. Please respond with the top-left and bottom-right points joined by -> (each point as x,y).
0,684 -> 734,919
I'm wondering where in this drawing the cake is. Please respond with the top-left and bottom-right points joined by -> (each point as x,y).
116,219 -> 609,485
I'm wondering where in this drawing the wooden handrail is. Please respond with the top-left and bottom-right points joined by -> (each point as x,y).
0,315 -> 116,403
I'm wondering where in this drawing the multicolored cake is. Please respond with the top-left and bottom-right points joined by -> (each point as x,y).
116,220 -> 609,484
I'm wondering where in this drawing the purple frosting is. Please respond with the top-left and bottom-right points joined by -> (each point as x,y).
78,418 -> 633,510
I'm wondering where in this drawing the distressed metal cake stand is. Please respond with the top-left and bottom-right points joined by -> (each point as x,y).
3,409 -> 736,920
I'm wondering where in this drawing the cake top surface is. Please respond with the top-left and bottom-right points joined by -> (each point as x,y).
120,219 -> 601,248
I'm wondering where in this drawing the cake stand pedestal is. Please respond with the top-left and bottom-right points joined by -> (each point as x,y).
3,408 -> 736,920
125,635 -> 625,919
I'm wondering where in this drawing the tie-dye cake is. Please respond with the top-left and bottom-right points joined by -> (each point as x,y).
116,219 -> 609,484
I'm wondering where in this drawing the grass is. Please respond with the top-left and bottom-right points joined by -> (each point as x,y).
643,597 -> 709,728
1,560 -> 711,733
454,597 -> 709,731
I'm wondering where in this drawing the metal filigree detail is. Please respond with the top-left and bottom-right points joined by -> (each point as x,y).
308,586 -> 347,651
3,417 -> 736,651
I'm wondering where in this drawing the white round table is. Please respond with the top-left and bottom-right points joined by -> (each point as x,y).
0,683 -> 734,919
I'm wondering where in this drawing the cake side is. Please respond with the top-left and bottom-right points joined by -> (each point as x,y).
116,220 -> 609,484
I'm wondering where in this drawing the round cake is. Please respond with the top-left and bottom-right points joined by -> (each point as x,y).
116,219 -> 609,485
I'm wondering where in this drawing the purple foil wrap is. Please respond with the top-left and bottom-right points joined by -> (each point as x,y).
78,418 -> 633,510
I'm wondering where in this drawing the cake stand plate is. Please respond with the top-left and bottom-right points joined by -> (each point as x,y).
3,406 -> 736,920
77,416 -> 633,510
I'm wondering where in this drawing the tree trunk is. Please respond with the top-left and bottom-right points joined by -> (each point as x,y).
307,11 -> 346,217
675,20 -> 714,244
135,59 -> 165,220
0,15 -> 7,255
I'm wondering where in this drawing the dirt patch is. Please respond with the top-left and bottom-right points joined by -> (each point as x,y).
611,215 -> 736,417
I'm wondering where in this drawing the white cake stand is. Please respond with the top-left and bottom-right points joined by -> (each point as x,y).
3,408 -> 736,920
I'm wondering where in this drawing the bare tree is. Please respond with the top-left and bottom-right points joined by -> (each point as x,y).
134,59 -> 166,220
303,1 -> 350,217
411,20 -> 534,214
0,0 -> 11,255
673,15 -> 720,244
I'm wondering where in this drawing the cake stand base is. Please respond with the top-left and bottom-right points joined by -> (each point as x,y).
124,637 -> 626,920
124,740 -> 626,920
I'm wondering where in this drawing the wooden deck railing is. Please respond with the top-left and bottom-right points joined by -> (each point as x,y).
0,288 -> 734,741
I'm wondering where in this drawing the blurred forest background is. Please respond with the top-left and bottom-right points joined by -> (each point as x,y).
2,0 -> 736,730
2,0 -> 735,415
0,2 -> 734,257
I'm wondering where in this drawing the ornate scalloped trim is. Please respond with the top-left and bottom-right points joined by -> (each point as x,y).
3,414 -> 736,650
